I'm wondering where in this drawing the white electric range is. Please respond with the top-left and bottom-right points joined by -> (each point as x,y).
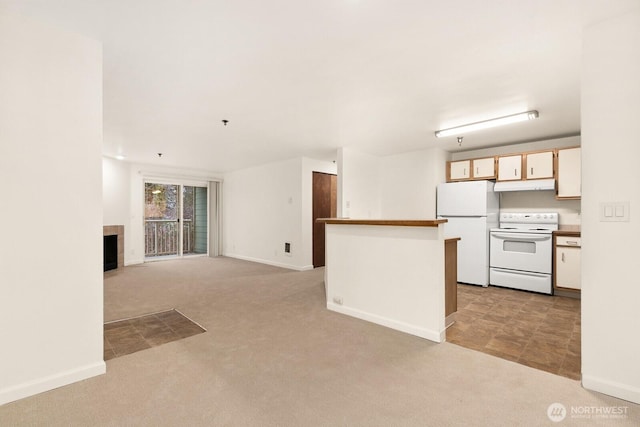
489,212 -> 558,294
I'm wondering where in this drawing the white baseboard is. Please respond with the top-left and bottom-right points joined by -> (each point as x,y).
582,374 -> 640,404
224,253 -> 313,271
0,361 -> 106,406
327,302 -> 445,343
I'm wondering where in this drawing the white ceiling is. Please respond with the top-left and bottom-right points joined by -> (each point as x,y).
2,0 -> 637,172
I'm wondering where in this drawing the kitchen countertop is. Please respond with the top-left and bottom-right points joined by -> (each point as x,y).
554,225 -> 581,237
316,218 -> 447,227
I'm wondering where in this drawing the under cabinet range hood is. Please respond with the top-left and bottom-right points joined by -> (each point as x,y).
493,179 -> 555,192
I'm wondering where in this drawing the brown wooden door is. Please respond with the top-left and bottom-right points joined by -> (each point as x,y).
312,172 -> 337,268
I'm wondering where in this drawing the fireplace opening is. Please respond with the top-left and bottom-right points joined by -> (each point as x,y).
104,234 -> 118,272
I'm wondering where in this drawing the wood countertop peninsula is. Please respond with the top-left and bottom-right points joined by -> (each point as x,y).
316,218 -> 447,227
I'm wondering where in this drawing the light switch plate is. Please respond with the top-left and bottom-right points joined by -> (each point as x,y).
600,202 -> 630,222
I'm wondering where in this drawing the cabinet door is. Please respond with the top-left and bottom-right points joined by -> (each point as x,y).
526,151 -> 554,179
449,160 -> 470,181
557,147 -> 581,199
556,246 -> 581,290
497,155 -> 522,181
472,157 -> 496,179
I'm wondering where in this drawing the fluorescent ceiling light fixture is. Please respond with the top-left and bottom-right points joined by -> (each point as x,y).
435,110 -> 539,138
115,154 -> 126,160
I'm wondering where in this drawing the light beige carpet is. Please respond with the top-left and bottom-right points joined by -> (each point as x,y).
0,256 -> 637,426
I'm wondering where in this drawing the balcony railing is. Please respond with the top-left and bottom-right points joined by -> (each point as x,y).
145,219 -> 195,257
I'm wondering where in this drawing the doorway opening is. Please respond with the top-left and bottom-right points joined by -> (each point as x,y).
312,171 -> 337,268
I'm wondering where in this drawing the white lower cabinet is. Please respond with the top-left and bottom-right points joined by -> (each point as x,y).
555,235 -> 581,291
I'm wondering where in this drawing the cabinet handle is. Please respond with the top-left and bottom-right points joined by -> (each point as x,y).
562,252 -> 565,262
566,241 -> 579,246
514,168 -> 517,176
476,167 -> 479,175
464,168 -> 466,175
530,167 -> 534,175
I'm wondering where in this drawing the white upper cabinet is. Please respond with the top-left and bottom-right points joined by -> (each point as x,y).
448,160 -> 471,181
525,151 -> 555,179
497,155 -> 522,181
471,157 -> 496,179
556,147 -> 581,199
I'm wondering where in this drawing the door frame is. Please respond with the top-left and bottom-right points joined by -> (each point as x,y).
312,171 -> 337,268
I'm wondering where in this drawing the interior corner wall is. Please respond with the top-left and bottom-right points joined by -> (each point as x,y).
102,157 -> 132,255
222,158 -> 307,270
0,14 -> 105,405
581,7 -> 640,404
338,147 -> 382,219
380,148 -> 448,219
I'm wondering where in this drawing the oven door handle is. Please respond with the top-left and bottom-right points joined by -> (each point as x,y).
491,232 -> 551,241
491,268 -> 549,278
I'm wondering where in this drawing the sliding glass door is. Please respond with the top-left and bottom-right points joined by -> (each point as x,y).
145,183 -> 179,257
181,186 -> 208,255
144,182 -> 208,259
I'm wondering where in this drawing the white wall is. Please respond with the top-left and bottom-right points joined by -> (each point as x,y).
325,224 -> 446,342
223,158 -> 305,269
337,147 -> 448,220
0,14 -> 104,405
499,192 -> 581,226
338,147 -> 381,218
581,8 -> 640,404
223,157 -> 336,270
380,148 -> 448,219
103,157 -> 130,225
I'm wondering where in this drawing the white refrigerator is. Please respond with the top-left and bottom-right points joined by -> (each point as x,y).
437,180 -> 499,287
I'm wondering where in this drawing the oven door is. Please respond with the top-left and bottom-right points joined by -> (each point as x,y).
490,231 -> 552,274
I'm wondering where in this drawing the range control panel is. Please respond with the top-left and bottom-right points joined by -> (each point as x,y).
499,212 -> 559,225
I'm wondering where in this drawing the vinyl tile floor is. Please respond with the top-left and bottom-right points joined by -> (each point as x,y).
104,309 -> 206,360
446,284 -> 581,380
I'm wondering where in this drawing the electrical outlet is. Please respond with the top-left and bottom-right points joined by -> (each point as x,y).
332,296 -> 343,305
284,242 -> 291,253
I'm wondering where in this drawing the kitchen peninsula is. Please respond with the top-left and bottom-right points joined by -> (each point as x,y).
318,218 -> 454,343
